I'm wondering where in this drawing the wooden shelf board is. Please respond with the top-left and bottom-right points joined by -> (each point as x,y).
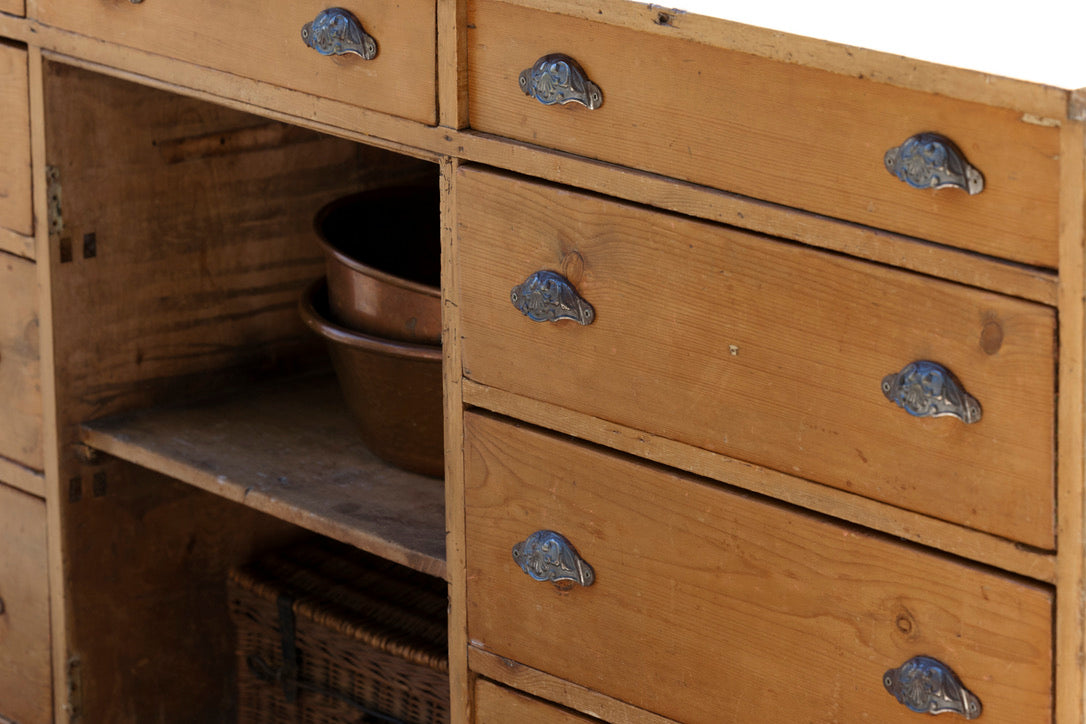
80,373 -> 447,580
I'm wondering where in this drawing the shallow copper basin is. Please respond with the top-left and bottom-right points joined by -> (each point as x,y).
314,184 -> 441,344
299,278 -> 443,478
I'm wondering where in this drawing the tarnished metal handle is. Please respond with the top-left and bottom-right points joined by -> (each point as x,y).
882,360 -> 982,424
511,270 -> 595,325
512,530 -> 595,590
519,54 -> 603,110
301,7 -> 377,60
884,133 -> 983,195
884,656 -> 982,719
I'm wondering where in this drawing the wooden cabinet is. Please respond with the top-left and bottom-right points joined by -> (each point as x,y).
455,166 -> 1056,548
463,412 -> 1053,722
2,0 -> 1086,722
32,0 -> 438,125
466,0 -> 1060,266
0,42 -> 31,239
474,679 -> 597,723
0,251 -> 40,472
0,482 -> 51,724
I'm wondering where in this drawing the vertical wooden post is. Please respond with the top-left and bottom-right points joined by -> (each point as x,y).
442,155 -> 472,723
437,0 -> 469,130
1057,116 -> 1086,723
27,45 -> 72,723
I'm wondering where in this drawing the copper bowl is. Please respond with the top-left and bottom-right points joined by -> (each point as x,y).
314,184 -> 441,344
300,278 -> 443,478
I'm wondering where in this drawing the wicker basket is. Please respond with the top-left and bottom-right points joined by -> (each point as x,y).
228,539 -> 450,724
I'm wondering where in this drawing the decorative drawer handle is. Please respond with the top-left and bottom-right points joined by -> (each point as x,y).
884,656 -> 981,719
512,530 -> 595,589
884,133 -> 983,195
301,8 -> 377,60
519,54 -> 603,110
882,360 -> 981,424
511,270 -> 595,325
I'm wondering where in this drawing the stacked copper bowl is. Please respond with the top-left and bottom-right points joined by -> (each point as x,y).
299,183 -> 443,478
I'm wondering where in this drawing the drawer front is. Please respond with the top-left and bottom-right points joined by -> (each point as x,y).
34,0 -> 436,125
464,412 -> 1053,723
0,482 -> 51,724
475,679 -> 597,724
467,0 -> 1059,268
0,253 -> 41,470
456,166 -> 1056,548
0,43 -> 31,237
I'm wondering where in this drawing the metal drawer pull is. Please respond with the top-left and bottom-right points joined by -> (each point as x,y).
884,656 -> 981,719
512,530 -> 595,589
511,270 -> 595,325
301,7 -> 377,60
519,54 -> 603,110
882,360 -> 981,424
884,133 -> 984,195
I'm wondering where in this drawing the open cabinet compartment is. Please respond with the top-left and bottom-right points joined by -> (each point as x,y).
41,60 -> 447,721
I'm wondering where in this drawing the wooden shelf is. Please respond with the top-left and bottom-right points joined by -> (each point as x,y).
80,373 -> 447,580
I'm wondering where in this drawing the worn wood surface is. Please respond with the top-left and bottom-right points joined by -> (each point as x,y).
81,373 -> 447,578
0,455 -> 43,499
0,0 -> 22,17
0,227 -> 34,260
468,0 -> 1061,268
456,167 -> 1056,548
464,412 -> 1054,723
494,0 -> 1072,118
0,482 -> 50,724
60,460 -> 307,722
0,251 -> 41,471
21,40 -> 1056,307
474,678 -> 598,724
32,0 -> 437,125
443,158 -> 473,722
41,63 -> 438,721
0,42 -> 31,237
462,380 -> 1056,583
470,650 -> 678,724
1056,118 -> 1086,724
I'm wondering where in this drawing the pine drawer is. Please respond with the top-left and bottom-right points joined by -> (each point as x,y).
466,0 -> 1059,267
0,42 -> 31,237
0,252 -> 41,471
475,679 -> 597,724
0,482 -> 51,724
455,166 -> 1056,548
464,412 -> 1053,723
33,0 -> 437,124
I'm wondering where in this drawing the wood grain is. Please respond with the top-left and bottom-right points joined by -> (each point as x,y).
33,0 -> 437,125
456,166 -> 1056,548
1055,118 -> 1086,724
474,678 -> 598,724
471,649 -> 679,724
0,42 -> 31,237
462,379 -> 1057,584
467,0 -> 1061,267
0,482 -> 51,724
81,373 -> 446,578
464,412 -> 1054,723
0,251 -> 41,471
443,157 -> 473,722
40,63 -> 440,721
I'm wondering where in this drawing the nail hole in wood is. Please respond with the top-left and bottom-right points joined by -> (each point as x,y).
92,471 -> 107,497
59,237 -> 73,263
83,232 -> 97,259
